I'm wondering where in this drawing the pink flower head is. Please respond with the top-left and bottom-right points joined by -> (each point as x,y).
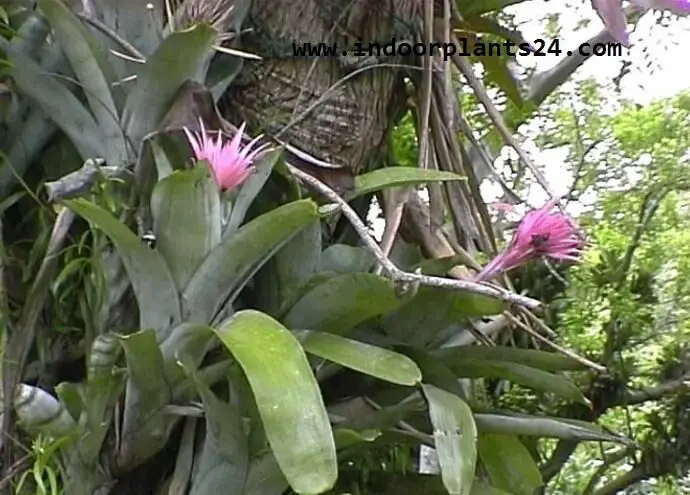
183,120 -> 271,191
592,0 -> 690,47
475,199 -> 584,282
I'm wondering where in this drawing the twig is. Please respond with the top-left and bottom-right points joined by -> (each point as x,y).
520,306 -> 558,338
285,162 -> 541,309
417,0 -> 434,172
375,187 -> 412,274
275,62 -> 434,140
44,158 -> 130,202
0,454 -> 31,491
442,315 -> 510,347
504,311 -> 606,372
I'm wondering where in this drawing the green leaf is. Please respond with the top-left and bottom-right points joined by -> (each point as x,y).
189,380 -> 248,495
38,0 -> 127,164
54,382 -> 83,422
461,17 -> 530,47
256,218 -> 321,315
435,346 -> 588,372
215,310 -> 337,494
151,165 -> 222,290
477,434 -> 543,495
351,168 -> 465,199
445,358 -> 589,405
245,454 -> 289,495
396,346 -> 469,399
383,287 -> 503,346
333,428 -> 382,449
0,192 -> 24,216
0,37 -> 105,160
159,323 -> 215,392
224,148 -> 283,237
473,413 -> 630,444
182,199 -> 319,323
151,138 -> 174,179
470,482 -> 514,495
85,333 -> 123,422
65,199 -> 182,336
284,273 -> 400,335
319,244 -> 375,274
117,329 -> 173,470
414,255 -> 469,276
80,334 -> 125,461
207,52 -> 244,101
422,384 -> 477,495
298,330 -> 422,386
122,24 -> 216,148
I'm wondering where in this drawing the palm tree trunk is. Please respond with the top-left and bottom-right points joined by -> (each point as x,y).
221,0 -> 417,176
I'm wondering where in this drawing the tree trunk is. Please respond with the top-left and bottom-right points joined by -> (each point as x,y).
221,0 -> 418,176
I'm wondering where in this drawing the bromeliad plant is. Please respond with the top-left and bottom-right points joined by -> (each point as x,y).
1,1 -> 635,495
13,144 -> 628,495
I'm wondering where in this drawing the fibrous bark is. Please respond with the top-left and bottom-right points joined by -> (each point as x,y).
221,0 -> 417,175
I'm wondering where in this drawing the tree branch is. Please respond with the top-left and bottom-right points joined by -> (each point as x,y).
285,161 -> 542,309
616,375 -> 690,406
592,465 -> 651,495
616,188 -> 667,287
526,29 -> 618,107
583,446 -> 635,494
541,440 -> 579,483
527,3 -> 645,112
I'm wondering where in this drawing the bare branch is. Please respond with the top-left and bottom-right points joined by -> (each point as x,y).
542,440 -> 580,483
527,4 -> 644,108
592,465 -> 651,495
526,30 -> 618,106
618,375 -> 690,406
616,188 -> 667,287
44,158 -> 128,202
583,446 -> 635,494
506,311 -> 606,372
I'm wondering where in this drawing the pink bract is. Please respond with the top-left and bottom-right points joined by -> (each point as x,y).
475,199 -> 584,282
183,120 -> 271,191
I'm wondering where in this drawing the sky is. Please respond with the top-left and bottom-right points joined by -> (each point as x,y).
482,1 -> 690,209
